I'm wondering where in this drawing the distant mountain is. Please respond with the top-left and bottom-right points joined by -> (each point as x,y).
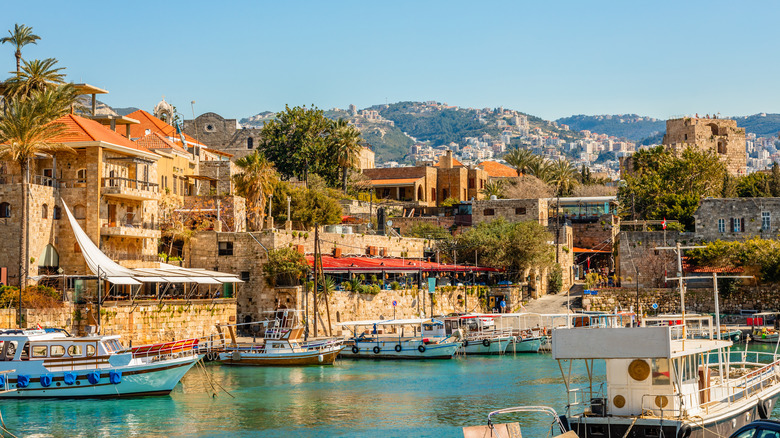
555,114 -> 665,141
731,113 -> 780,138
114,107 -> 140,116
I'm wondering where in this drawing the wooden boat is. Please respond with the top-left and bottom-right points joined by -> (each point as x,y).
749,312 -> 780,343
439,314 -> 516,355
338,318 -> 461,359
0,328 -> 201,398
216,310 -> 346,366
463,405 -> 577,438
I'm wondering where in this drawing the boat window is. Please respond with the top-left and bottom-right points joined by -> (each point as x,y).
20,343 -> 29,360
731,429 -> 756,438
758,430 -> 780,438
68,345 -> 82,357
4,341 -> 17,360
86,344 -> 96,357
32,345 -> 47,358
272,343 -> 284,349
652,358 -> 670,386
50,345 -> 65,357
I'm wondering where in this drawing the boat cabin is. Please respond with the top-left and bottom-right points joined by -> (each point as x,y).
0,329 -> 125,364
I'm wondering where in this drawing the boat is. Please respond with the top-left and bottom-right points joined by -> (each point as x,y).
338,318 -> 461,359
749,312 -> 780,343
644,313 -> 743,343
216,310 -> 346,366
0,328 -> 202,398
463,405 -> 577,438
440,314 -> 516,355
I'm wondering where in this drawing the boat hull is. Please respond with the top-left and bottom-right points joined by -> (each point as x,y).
460,336 -> 515,355
340,340 -> 460,359
513,337 -> 542,353
218,346 -> 343,366
1,355 -> 201,398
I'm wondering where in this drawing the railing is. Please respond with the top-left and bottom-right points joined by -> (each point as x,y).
0,174 -> 60,187
125,338 -> 200,361
640,393 -> 685,419
103,220 -> 158,230
101,177 -> 158,192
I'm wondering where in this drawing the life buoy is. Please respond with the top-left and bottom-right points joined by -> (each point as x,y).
676,424 -> 692,438
463,340 -> 469,347
40,374 -> 52,387
418,345 -> 426,353
87,371 -> 100,385
394,344 -> 402,352
63,372 -> 76,385
109,370 -> 122,385
758,398 -> 773,419
373,346 -> 381,354
482,339 -> 491,347
351,346 -> 359,354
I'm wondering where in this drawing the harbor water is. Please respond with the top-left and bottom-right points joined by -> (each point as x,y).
3,342 -> 779,437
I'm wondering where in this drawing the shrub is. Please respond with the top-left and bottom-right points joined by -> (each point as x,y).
0,285 -> 63,309
390,281 -> 401,290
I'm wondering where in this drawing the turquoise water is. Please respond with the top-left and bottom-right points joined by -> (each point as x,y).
4,343 -> 780,437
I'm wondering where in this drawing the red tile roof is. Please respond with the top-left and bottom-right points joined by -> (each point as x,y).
124,110 -> 206,148
369,178 -> 421,186
478,161 -> 519,178
305,255 -> 500,273
135,132 -> 189,155
50,114 -> 152,153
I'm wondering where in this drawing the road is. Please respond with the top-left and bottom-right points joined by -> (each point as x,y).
520,284 -> 584,314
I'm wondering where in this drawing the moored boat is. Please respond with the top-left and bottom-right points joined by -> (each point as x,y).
0,328 -> 201,398
440,314 -> 516,355
749,312 -> 780,343
339,318 -> 461,359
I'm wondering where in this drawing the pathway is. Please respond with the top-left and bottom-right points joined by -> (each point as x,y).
520,284 -> 584,314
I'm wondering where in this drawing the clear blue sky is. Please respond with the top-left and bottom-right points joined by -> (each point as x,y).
3,1 -> 778,121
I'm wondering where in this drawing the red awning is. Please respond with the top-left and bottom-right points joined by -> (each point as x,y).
573,246 -> 611,254
305,255 -> 501,274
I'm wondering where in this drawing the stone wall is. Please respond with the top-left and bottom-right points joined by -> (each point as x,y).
183,112 -> 259,160
571,214 -> 619,251
663,117 -> 747,176
616,230 -> 694,288
694,198 -> 780,242
471,198 -> 548,226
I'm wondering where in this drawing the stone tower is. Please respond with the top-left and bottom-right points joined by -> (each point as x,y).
153,98 -> 175,125
662,117 -> 746,175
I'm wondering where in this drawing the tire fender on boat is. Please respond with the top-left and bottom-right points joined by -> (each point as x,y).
758,398 -> 773,419
87,371 -> 100,385
373,346 -> 381,354
63,372 -> 76,385
482,339 -> 491,347
463,340 -> 469,347
16,375 -> 29,388
418,345 -> 426,353
109,370 -> 122,385
351,345 -> 359,354
676,424 -> 692,438
40,374 -> 53,387
394,344 -> 402,352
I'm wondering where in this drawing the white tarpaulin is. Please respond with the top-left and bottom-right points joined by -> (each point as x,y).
106,277 -> 142,285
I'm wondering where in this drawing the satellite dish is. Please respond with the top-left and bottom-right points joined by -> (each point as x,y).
387,220 -> 393,227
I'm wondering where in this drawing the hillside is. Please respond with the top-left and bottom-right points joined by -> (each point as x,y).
732,113 -> 780,138
555,114 -> 665,141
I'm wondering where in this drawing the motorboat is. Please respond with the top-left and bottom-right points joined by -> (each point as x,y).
749,312 -> 780,343
338,318 -> 461,359
440,314 -> 516,355
216,309 -> 346,366
0,328 -> 201,398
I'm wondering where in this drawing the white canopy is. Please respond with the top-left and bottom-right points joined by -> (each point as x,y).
105,276 -> 142,285
63,201 -> 135,278
338,318 -> 442,327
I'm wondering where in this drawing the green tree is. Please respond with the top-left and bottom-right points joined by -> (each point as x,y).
503,148 -> 536,174
330,119 -> 364,192
271,181 -> 342,228
549,159 -> 578,197
618,146 -> 726,230
262,247 -> 310,286
3,58 -> 66,100
771,162 -> 780,197
258,105 -> 339,187
233,151 -> 278,231
735,172 -> 771,198
525,156 -> 553,183
479,179 -> 505,198
406,222 -> 451,239
0,24 -> 40,73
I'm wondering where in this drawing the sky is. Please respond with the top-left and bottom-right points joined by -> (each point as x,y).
2,1 -> 779,122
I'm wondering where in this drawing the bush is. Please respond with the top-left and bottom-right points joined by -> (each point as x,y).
548,264 -> 563,294
390,281 -> 401,290
0,285 -> 63,309
263,248 -> 310,286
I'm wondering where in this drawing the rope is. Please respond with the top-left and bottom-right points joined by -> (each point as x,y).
621,417 -> 638,438
686,416 -> 729,438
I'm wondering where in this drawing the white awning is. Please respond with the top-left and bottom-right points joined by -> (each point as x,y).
106,277 -> 142,285
133,276 -> 169,283
189,277 -> 223,285
214,277 -> 242,283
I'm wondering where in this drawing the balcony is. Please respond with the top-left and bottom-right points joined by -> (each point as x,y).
101,221 -> 161,239
101,177 -> 159,201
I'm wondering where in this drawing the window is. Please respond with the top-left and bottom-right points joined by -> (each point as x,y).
86,344 -> 96,357
50,345 -> 65,357
74,243 -> 81,254
42,204 -> 48,219
31,345 -> 47,358
247,137 -> 254,149
218,241 -> 234,256
173,176 -> 177,194
718,218 -> 726,233
468,178 -> 475,189
76,168 -> 87,184
684,134 -> 688,141
0,202 -> 10,218
240,271 -> 250,282
515,207 -> 527,215
762,212 -> 771,231
651,358 -> 670,386
67,345 -> 82,357
73,204 -> 86,220
483,208 -> 495,216
732,217 -> 743,233
53,206 -> 61,220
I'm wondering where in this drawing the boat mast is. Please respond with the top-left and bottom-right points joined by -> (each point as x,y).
656,242 -> 705,347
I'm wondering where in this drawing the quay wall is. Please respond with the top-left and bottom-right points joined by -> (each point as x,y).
585,286 -> 780,315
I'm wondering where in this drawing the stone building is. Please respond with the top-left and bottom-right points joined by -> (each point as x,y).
182,112 -> 260,159
662,117 -> 747,176
0,114 -> 162,285
471,198 -> 548,226
694,197 -> 780,241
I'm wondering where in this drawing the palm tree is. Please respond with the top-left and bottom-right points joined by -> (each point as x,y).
503,148 -> 535,174
480,179 -> 505,199
525,156 -> 553,183
0,24 -> 40,73
4,58 -> 67,100
549,159 -> 578,197
330,119 -> 364,192
233,151 -> 278,231
0,87 -> 75,318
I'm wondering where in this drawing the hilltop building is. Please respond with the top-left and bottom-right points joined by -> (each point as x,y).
662,117 -> 747,176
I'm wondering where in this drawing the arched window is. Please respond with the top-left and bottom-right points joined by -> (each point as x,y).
42,204 -> 48,219
53,206 -> 61,220
0,202 -> 10,218
73,204 -> 86,219
417,186 -> 423,201
718,141 -> 727,154
247,137 -> 254,149
76,169 -> 87,184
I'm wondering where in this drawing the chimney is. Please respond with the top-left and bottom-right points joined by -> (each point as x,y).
441,150 -> 454,169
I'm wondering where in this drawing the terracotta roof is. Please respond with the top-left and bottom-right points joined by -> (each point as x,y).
682,259 -> 744,274
304,255 -> 500,273
49,114 -> 152,153
135,132 -> 189,155
369,178 -> 422,186
124,110 -> 206,148
478,161 -> 519,178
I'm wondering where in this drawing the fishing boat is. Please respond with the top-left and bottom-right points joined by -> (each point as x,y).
440,314 -> 516,355
0,328 -> 202,398
338,318 -> 461,359
216,310 -> 346,366
749,312 -> 780,343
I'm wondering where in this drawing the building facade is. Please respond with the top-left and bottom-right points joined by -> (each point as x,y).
662,117 -> 747,176
694,198 -> 780,241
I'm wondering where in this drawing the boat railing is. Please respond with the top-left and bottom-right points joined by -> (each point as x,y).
485,406 -> 567,435
0,369 -> 14,393
566,385 -> 606,415
465,328 -> 515,341
639,393 -> 685,419
126,338 -> 200,361
697,357 -> 780,415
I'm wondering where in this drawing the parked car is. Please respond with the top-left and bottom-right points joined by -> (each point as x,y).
730,420 -> 780,438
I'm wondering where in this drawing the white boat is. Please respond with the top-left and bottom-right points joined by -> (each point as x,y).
0,328 -> 202,398
339,318 -> 461,359
750,312 -> 780,343
440,314 -> 516,355
216,310 -> 346,366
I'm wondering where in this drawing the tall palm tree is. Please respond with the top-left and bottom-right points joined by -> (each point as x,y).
503,148 -> 535,174
549,159 -> 578,197
525,156 -> 553,183
480,179 -> 505,199
0,24 -> 40,74
233,151 -> 278,231
4,58 -> 66,100
330,119 -> 364,192
0,87 -> 75,315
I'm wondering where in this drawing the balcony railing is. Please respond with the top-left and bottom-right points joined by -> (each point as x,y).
104,220 -> 158,230
101,177 -> 158,192
0,175 -> 60,187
